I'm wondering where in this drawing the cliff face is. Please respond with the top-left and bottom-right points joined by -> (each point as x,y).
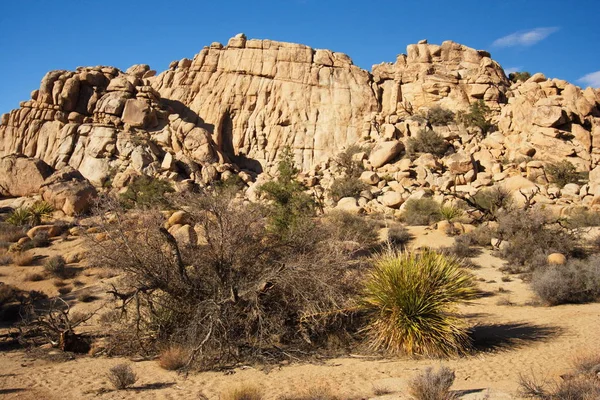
1,34 -> 599,193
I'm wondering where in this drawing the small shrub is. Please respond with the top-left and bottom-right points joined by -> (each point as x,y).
463,225 -> 493,247
119,175 -> 174,209
0,223 -> 26,242
566,208 -> 600,228
29,201 -> 54,225
406,129 -> 447,158
471,186 -> 513,219
546,160 -> 580,188
0,253 -> 12,265
508,71 -> 532,83
387,225 -> 412,248
107,363 -> 137,390
335,145 -> 365,177
409,366 -> 456,400
456,100 -> 493,134
279,386 -> 340,400
439,205 -> 463,222
447,235 -> 478,258
25,272 -> 45,282
53,279 -> 67,288
32,231 -> 51,248
372,385 -> 394,396
531,258 -> 600,305
329,176 -> 367,202
6,208 -> 33,227
427,106 -> 455,126
401,198 -> 441,226
362,250 -> 477,356
44,256 -> 68,278
13,252 -> 34,266
158,346 -> 188,370
326,211 -> 379,249
58,286 -> 73,295
223,385 -> 263,400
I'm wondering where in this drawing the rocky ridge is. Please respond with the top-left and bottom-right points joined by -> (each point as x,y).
1,34 -> 600,217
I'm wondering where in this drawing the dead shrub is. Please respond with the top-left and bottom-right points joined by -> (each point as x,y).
409,366 -> 456,400
565,207 -> 600,229
107,363 -> 137,390
531,257 -> 600,305
159,345 -> 189,370
222,385 -> 263,400
88,190 -> 360,369
13,252 -> 35,266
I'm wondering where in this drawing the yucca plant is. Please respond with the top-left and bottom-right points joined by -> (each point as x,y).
29,201 -> 54,225
361,250 -> 477,357
6,207 -> 34,227
439,205 -> 463,222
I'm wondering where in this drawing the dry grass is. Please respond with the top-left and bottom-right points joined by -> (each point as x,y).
25,272 -> 45,282
107,363 -> 137,390
409,366 -> 456,400
222,384 -> 263,400
13,252 -> 35,266
158,346 -> 189,371
279,385 -> 342,400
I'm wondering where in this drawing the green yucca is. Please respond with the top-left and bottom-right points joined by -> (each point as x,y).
6,207 -> 33,226
361,250 -> 477,357
29,201 -> 54,225
439,205 -> 463,222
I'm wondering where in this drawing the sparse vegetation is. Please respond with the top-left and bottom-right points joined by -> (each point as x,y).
471,186 -> 513,220
401,198 -> 442,226
0,223 -> 26,242
456,100 -> 493,134
566,208 -> 600,228
119,175 -> 174,209
439,205 -> 463,222
447,234 -> 478,258
329,176 -> 368,202
387,225 -> 412,248
107,363 -> 137,390
279,386 -> 341,400
406,129 -> 448,158
13,252 -> 35,266
426,106 -> 455,126
508,71 -> 532,83
325,211 -> 379,250
409,366 -> 456,400
44,256 -> 68,278
545,160 -> 581,188
531,257 -> 600,305
6,202 -> 54,227
159,345 -> 189,370
361,250 -> 477,356
223,385 -> 264,400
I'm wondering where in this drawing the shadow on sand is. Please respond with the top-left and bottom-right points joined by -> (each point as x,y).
471,322 -> 561,352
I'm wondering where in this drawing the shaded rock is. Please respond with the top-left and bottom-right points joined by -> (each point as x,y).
0,156 -> 54,197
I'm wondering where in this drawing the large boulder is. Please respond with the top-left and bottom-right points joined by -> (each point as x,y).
369,140 -> 404,168
40,167 -> 97,216
0,156 -> 54,197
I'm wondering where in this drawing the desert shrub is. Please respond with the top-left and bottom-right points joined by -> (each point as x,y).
58,286 -> 72,295
546,160 -> 580,188
387,225 -> 412,248
329,176 -> 367,202
223,385 -> 263,400
447,234 -> 478,258
406,129 -> 448,158
279,386 -> 341,400
6,208 -> 33,227
119,175 -> 174,209
409,366 -> 456,400
325,211 -> 379,250
259,146 -> 315,236
401,198 -> 442,226
496,208 -> 578,271
29,201 -> 54,225
13,252 -> 34,266
361,250 -> 477,356
159,345 -> 189,370
335,144 -> 365,177
471,186 -> 513,219
463,225 -> 493,247
32,231 -> 50,248
88,190 -> 358,368
456,100 -> 493,134
439,205 -> 463,222
566,208 -> 600,229
107,363 -> 137,390
44,256 -> 68,278
508,71 -> 531,83
531,258 -> 600,305
0,223 -> 26,243
25,272 -> 45,282
426,106 -> 455,126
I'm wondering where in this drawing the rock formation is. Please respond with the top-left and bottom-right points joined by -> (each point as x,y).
1,34 -> 600,217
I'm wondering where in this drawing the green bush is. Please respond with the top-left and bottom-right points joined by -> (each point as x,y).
456,100 -> 493,134
329,176 -> 367,202
401,198 -> 442,226
545,160 -> 580,188
6,208 -> 33,227
361,250 -> 477,356
426,106 -> 455,126
531,257 -> 600,305
119,175 -> 174,209
471,186 -> 513,219
508,71 -> 531,83
439,205 -> 463,222
406,129 -> 448,158
44,255 -> 68,278
335,145 -> 365,177
29,201 -> 54,225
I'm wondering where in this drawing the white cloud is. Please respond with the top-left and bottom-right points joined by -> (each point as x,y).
493,27 -> 559,47
578,71 -> 600,88
504,66 -> 523,74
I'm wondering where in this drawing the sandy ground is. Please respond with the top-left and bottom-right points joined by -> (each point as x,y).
1,226 -> 599,399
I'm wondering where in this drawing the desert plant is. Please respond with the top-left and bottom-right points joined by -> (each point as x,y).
6,208 -> 33,227
361,250 -> 477,356
13,252 -> 34,266
29,201 -> 54,225
566,208 -> 600,229
439,205 -> 463,222
456,100 -> 493,134
279,386 -> 341,400
546,160 -> 580,188
25,272 -> 45,282
0,252 -> 12,265
223,385 -> 263,400
77,292 -> 97,303
426,106 -> 455,126
531,258 -> 600,305
325,211 -> 379,249
0,223 -> 26,242
463,225 -> 494,247
406,129 -> 448,158
159,345 -> 189,370
508,71 -> 532,83
335,144 -> 365,177
44,256 -> 68,278
401,198 -> 442,226
32,231 -> 51,248
107,363 -> 137,390
119,175 -> 174,209
387,225 -> 412,248
58,286 -> 73,295
447,235 -> 478,258
329,176 -> 368,202
471,186 -> 513,219
409,366 -> 456,400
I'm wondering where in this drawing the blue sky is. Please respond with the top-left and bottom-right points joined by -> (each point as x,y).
1,0 -> 599,115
